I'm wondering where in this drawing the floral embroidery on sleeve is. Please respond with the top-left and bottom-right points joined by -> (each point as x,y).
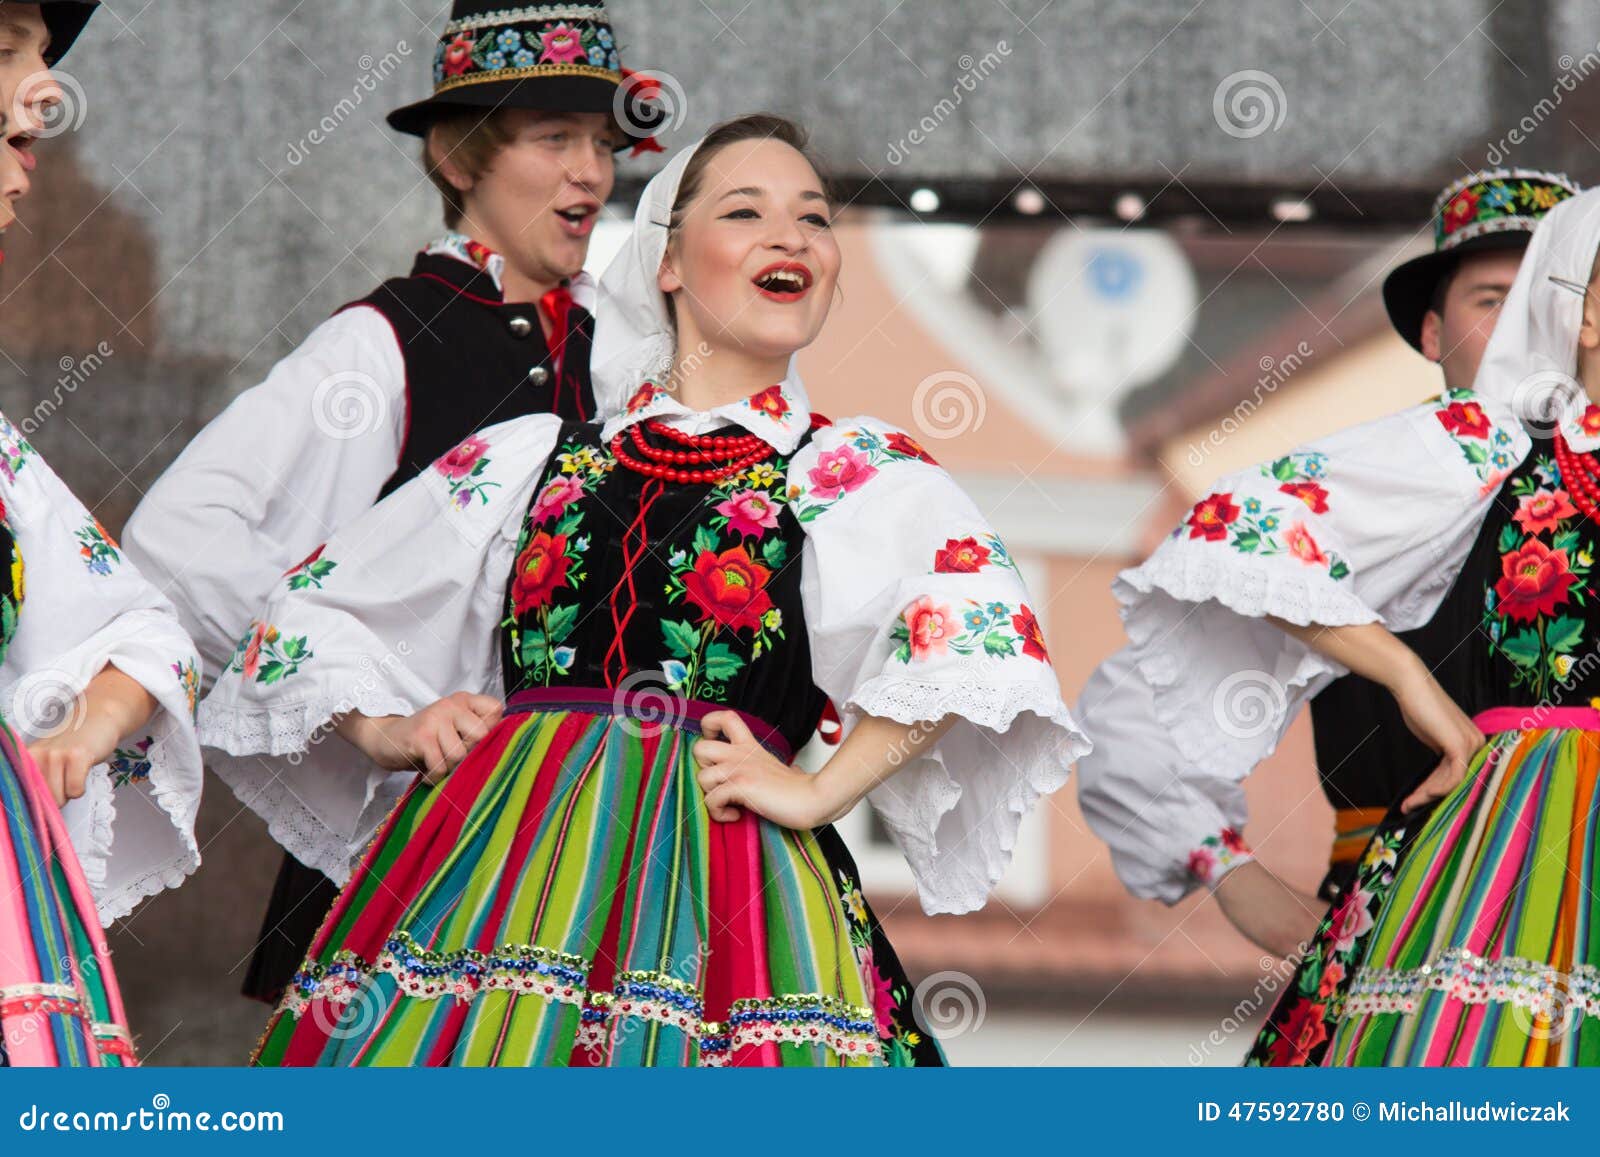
0,413 -> 32,484
932,533 -> 1020,575
1179,452 -> 1351,581
1433,388 -> 1517,484
109,736 -> 154,788
1186,827 -> 1254,887
285,544 -> 337,591
890,598 -> 1046,665
225,621 -> 313,685
173,658 -> 200,719
791,427 -> 939,522
75,516 -> 121,576
434,435 -> 499,510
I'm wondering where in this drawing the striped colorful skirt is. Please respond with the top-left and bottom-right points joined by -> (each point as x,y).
255,689 -> 945,1067
1250,706 -> 1600,1066
0,720 -> 135,1067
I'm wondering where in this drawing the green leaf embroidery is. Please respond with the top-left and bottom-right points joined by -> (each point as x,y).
1544,615 -> 1584,653
662,619 -> 700,659
1499,628 -> 1541,668
545,603 -> 579,645
702,642 -> 744,682
982,631 -> 1017,657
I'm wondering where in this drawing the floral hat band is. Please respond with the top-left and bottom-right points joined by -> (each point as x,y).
1434,168 -> 1580,251
387,1 -> 664,146
433,5 -> 620,94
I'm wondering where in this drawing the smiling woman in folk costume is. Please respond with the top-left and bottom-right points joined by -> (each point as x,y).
121,0 -> 663,1008
1079,185 -> 1600,1066
198,113 -> 1087,1068
0,3 -> 207,1068
1078,169 -> 1579,970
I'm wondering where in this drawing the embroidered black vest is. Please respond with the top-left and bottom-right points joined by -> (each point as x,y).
498,419 -> 829,757
346,252 -> 596,500
1311,446 -> 1600,886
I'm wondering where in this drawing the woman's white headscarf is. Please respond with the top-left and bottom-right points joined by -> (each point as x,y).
1471,185 -> 1600,450
590,134 -> 800,419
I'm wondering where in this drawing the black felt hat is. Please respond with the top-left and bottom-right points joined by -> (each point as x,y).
1384,168 -> 1580,352
38,0 -> 97,65
387,1 -> 664,152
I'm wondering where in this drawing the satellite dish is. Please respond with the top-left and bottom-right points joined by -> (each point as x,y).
1026,229 -> 1197,397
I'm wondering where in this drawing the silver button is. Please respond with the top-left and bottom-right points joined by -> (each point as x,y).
527,366 -> 550,387
507,315 -> 534,338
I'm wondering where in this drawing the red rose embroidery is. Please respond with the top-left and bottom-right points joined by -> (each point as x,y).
934,536 -> 990,573
886,431 -> 938,465
1436,400 -> 1490,439
1582,404 -> 1600,437
510,531 -> 572,615
441,34 -> 475,77
746,385 -> 791,422
1494,538 -> 1578,623
681,546 -> 773,633
1186,845 -> 1217,882
1442,188 -> 1479,235
1317,960 -> 1345,1000
1220,827 -> 1248,854
1279,481 -> 1329,514
1186,493 -> 1240,541
1267,998 -> 1329,1067
1012,605 -> 1049,663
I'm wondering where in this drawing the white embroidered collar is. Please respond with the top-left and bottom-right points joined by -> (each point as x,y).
423,232 -> 597,309
599,371 -> 812,455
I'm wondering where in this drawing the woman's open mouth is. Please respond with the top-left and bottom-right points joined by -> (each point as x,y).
752,262 -> 813,302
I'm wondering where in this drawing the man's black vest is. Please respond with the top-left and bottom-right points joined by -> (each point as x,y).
343,250 -> 597,500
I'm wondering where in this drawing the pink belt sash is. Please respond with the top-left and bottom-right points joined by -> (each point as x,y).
1473,705 -> 1600,734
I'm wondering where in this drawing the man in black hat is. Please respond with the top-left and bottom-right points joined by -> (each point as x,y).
1210,167 -> 1583,957
0,2 -> 95,142
122,1 -> 662,1006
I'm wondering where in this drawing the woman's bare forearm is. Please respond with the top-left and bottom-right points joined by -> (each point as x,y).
1266,617 -> 1425,691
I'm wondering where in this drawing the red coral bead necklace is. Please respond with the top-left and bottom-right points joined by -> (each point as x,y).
611,418 -> 773,483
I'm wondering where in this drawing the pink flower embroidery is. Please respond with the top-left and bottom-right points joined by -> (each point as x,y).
1187,845 -> 1217,882
902,596 -> 955,660
531,475 -> 585,525
715,488 -> 781,538
807,445 -> 877,501
1284,521 -> 1328,567
538,23 -> 587,63
1328,884 -> 1375,954
435,435 -> 489,480
1513,488 -> 1577,536
860,948 -> 898,1039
